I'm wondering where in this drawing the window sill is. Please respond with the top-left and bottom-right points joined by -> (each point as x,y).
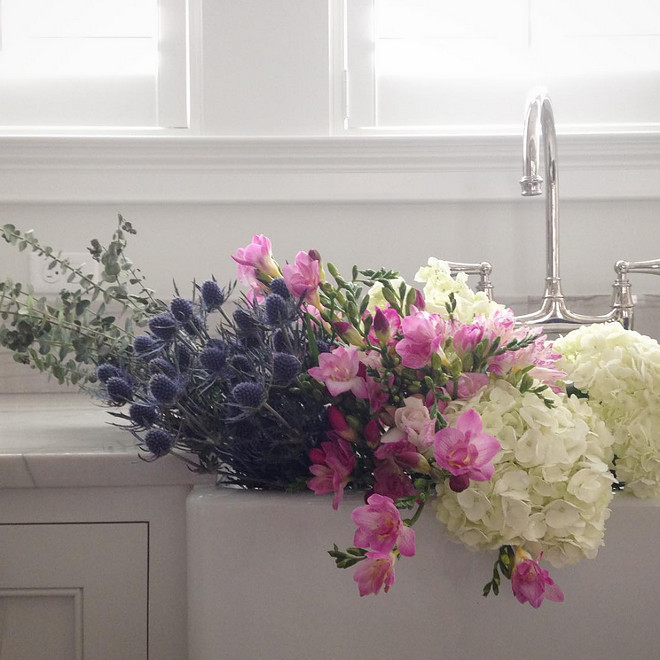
1,133 -> 659,203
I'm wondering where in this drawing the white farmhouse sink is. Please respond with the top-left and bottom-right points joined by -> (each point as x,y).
187,486 -> 660,660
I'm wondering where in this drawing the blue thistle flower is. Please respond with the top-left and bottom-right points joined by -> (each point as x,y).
129,402 -> 158,427
269,277 -> 290,299
176,344 -> 192,371
183,314 -> 205,336
148,313 -> 177,341
149,358 -> 177,379
233,308 -> 258,334
170,297 -> 194,322
232,381 -> 263,408
316,340 -> 332,354
133,335 -> 155,355
199,346 -> 227,373
265,293 -> 289,325
206,338 -> 228,351
106,376 -> 133,404
149,373 -> 178,405
144,428 -> 174,457
272,352 -> 301,384
97,363 -> 120,383
272,328 -> 289,353
230,354 -> 251,375
201,280 -> 225,310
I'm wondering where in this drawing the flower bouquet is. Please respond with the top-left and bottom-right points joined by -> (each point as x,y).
2,218 -> 660,609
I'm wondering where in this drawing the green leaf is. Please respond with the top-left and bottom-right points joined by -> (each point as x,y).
75,300 -> 91,316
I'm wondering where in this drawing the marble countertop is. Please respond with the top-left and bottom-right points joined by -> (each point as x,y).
0,393 -> 216,489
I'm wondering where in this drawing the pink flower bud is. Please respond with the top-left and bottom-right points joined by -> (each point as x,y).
327,405 -> 358,443
332,321 -> 364,347
373,308 -> 391,343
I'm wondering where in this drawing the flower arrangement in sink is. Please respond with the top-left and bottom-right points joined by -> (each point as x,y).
2,218 -> 659,608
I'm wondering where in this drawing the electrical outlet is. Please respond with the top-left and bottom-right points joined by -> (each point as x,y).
29,252 -> 99,295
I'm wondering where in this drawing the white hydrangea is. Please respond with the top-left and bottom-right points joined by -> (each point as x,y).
554,322 -> 660,498
414,258 -> 502,323
433,380 -> 615,568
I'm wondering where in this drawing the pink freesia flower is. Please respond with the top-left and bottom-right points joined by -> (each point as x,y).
353,551 -> 396,596
352,493 -> 415,556
308,438 -> 355,510
231,234 -> 280,280
452,319 -> 485,355
481,308 -> 519,345
444,372 -> 490,400
308,346 -> 369,398
364,419 -> 383,448
372,459 -> 417,499
281,251 -> 321,306
395,311 -> 446,369
511,550 -> 564,608
364,375 -> 390,414
488,334 -> 566,392
375,434 -> 430,474
434,409 -> 501,492
412,288 -> 425,310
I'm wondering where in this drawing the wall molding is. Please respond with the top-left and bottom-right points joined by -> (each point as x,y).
1,134 -> 659,203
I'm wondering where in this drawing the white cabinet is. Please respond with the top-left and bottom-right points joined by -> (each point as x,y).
0,485 -> 206,660
0,394 -> 216,659
0,523 -> 148,660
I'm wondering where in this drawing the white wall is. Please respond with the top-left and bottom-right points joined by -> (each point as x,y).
1,0 -> 660,392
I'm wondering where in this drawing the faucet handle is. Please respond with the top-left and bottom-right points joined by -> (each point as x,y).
615,259 -> 660,277
446,261 -> 494,301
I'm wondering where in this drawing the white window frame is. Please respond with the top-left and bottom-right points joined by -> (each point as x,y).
332,0 -> 660,136
0,0 -> 198,135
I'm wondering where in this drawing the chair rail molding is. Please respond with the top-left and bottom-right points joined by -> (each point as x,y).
1,134 -> 660,204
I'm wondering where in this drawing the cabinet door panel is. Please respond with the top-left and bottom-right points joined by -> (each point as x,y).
0,523 -> 148,660
0,589 -> 81,660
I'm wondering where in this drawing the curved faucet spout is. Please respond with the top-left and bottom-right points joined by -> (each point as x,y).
518,91 -> 563,310
515,90 -> 641,335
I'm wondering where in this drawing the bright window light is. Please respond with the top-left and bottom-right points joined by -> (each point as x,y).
0,0 -> 188,130
0,0 -> 158,79
375,0 -> 660,80
343,0 -> 660,132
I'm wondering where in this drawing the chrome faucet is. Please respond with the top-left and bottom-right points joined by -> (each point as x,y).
514,90 -> 652,334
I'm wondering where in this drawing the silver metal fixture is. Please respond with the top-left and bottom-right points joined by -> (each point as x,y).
447,261 -> 494,301
514,90 -> 660,335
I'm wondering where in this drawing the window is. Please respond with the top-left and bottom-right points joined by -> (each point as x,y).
0,0 -> 188,130
339,0 -> 660,134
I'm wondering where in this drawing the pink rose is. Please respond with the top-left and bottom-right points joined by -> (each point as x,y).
393,397 -> 435,451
